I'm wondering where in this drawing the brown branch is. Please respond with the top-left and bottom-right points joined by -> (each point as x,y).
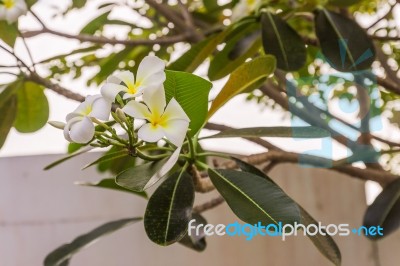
366,2 -> 397,30
377,76 -> 400,95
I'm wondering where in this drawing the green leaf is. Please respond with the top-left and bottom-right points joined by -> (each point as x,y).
44,147 -> 93,170
179,213 -> 207,252
14,82 -> 49,133
203,126 -> 330,139
144,170 -> 195,246
75,178 -> 147,199
234,158 -> 341,266
0,21 -> 18,47
0,80 -> 20,108
363,178 -> 400,240
314,8 -> 375,71
44,218 -> 141,266
207,56 -> 276,119
208,23 -> 262,81
328,0 -> 360,7
168,32 -> 226,72
0,94 -> 17,149
208,169 -> 301,226
164,70 -> 212,136
97,146 -> 136,174
116,158 -> 171,192
261,12 -> 306,71
72,0 -> 87,8
80,11 -> 110,35
82,149 -> 130,170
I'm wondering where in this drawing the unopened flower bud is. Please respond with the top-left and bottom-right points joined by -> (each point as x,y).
48,121 -> 66,130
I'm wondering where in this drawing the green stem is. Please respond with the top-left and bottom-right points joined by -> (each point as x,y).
187,133 -> 196,162
136,149 -> 170,161
197,152 -> 231,159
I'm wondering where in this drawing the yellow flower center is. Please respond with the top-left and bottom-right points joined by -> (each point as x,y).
3,0 -> 15,9
246,0 -> 256,5
127,80 -> 142,95
149,113 -> 167,128
82,105 -> 92,116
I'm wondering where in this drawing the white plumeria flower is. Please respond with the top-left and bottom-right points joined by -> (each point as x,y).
101,55 -> 166,102
231,0 -> 262,22
122,85 -> 190,147
0,0 -> 27,24
64,95 -> 111,144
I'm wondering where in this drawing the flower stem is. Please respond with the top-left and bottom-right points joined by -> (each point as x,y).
136,148 -> 170,161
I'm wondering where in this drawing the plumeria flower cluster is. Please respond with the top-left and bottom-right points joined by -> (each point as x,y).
0,0 -> 27,23
50,55 -> 190,181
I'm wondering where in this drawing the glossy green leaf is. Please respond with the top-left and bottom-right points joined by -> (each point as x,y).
234,158 -> 341,266
363,178 -> 400,240
116,158 -> 170,192
44,147 -> 93,170
0,21 -> 18,47
204,126 -> 330,139
76,178 -> 147,199
168,32 -> 226,72
314,8 -> 375,71
164,70 -> 212,136
14,82 -> 49,133
82,149 -> 130,170
179,213 -> 207,252
0,95 -> 17,149
261,12 -> 306,71
80,11 -> 110,35
144,170 -> 195,246
208,23 -> 261,81
207,56 -> 276,118
44,218 -> 141,266
208,169 -> 301,226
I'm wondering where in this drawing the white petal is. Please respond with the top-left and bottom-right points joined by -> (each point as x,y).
136,56 -> 165,83
101,83 -> 127,102
91,97 -> 111,120
122,89 -> 143,99
138,123 -> 165,143
64,117 -> 82,142
0,7 -> 6,20
122,100 -> 151,120
69,117 -> 95,144
143,85 -> 166,116
114,71 -> 135,88
107,75 -> 122,84
161,119 -> 189,147
6,7 -> 21,23
139,71 -> 166,89
162,98 -> 190,121
15,0 -> 27,11
144,147 -> 181,190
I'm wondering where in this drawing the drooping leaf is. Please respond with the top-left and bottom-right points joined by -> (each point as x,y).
44,147 -> 93,170
314,8 -> 375,71
14,82 -> 49,133
80,11 -> 111,35
75,178 -> 147,199
363,178 -> 400,240
82,149 -> 130,170
208,22 -> 262,81
0,80 -> 20,109
207,56 -> 276,119
164,70 -> 212,136
208,169 -> 301,226
0,21 -> 18,47
144,170 -> 195,246
115,158 -> 171,192
261,12 -> 306,71
203,126 -> 330,139
0,95 -> 17,149
179,213 -> 207,251
234,158 -> 341,266
168,32 -> 226,72
44,218 -> 141,266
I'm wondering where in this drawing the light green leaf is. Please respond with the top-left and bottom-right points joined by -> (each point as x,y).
14,82 -> 49,133
44,218 -> 141,266
203,126 -> 330,139
208,169 -> 301,226
144,170 -> 194,246
80,11 -> 110,35
0,21 -> 18,47
0,94 -> 17,149
207,55 -> 276,119
76,178 -> 147,199
164,70 -> 212,136
44,147 -> 93,170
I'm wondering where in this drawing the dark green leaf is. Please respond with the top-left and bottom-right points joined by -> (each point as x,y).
261,12 -> 306,71
328,0 -> 360,7
14,82 -> 49,133
144,170 -> 195,246
208,169 -> 301,226
203,126 -> 330,139
363,178 -> 400,240
116,158 -> 171,192
179,213 -> 207,251
164,70 -> 212,136
80,11 -> 110,35
0,94 -> 17,149
76,178 -> 147,199
44,218 -> 141,266
44,147 -> 92,170
0,80 -> 20,108
0,21 -> 18,47
314,8 -> 375,71
207,56 -> 276,118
